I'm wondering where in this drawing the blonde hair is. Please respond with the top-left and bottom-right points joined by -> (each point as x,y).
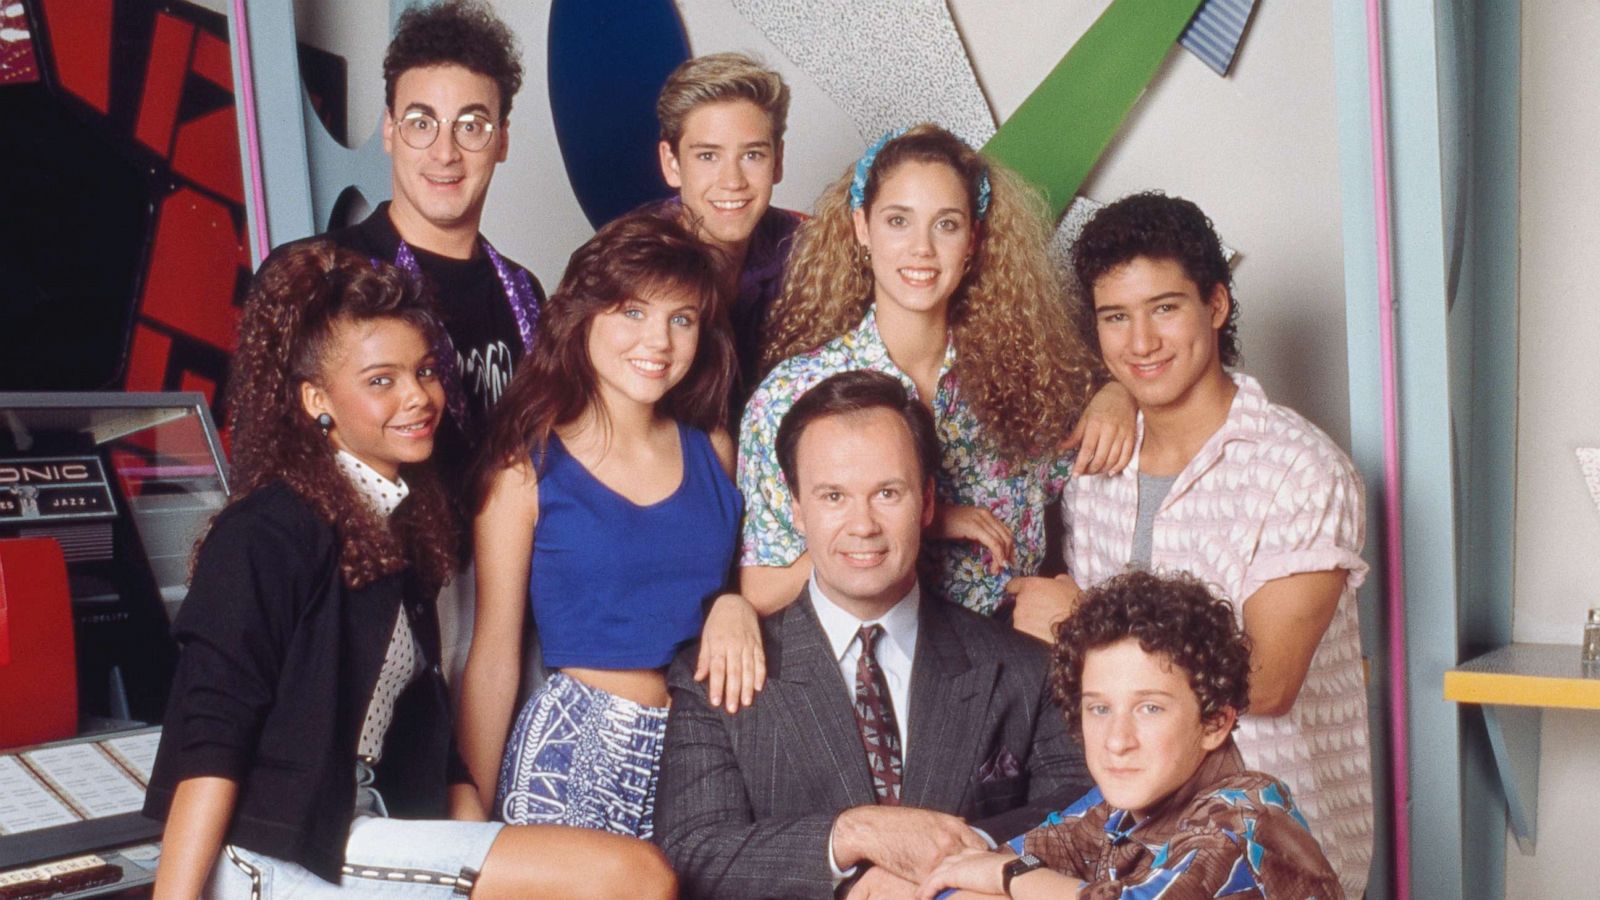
657,52 -> 790,150
763,124 -> 1100,462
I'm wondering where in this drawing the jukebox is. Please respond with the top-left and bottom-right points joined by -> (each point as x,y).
0,392 -> 226,879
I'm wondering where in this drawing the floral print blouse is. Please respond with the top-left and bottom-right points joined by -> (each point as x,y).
737,306 -> 1069,614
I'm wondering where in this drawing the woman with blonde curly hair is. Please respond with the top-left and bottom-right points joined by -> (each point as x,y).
737,124 -> 1132,620
144,243 -> 675,899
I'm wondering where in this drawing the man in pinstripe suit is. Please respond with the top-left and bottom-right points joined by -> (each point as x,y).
653,372 -> 1090,899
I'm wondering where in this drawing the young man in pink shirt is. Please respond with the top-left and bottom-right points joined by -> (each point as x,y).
1011,192 -> 1371,897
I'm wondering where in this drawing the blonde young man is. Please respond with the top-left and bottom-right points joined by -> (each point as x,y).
648,52 -> 803,409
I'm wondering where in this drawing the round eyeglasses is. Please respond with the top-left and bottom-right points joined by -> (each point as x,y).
393,110 -> 499,152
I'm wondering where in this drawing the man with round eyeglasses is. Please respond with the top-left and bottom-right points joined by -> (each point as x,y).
359,0 -> 544,479
256,0 -> 546,693
270,0 -> 543,491
267,0 -> 545,496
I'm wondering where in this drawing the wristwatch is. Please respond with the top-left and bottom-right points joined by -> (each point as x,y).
1001,853 -> 1045,896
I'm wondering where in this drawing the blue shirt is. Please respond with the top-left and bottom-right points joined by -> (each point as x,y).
529,423 -> 741,669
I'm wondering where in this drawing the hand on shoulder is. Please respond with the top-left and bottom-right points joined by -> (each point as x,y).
694,592 -> 767,713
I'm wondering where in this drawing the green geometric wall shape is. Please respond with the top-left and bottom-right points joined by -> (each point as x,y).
983,0 -> 1204,218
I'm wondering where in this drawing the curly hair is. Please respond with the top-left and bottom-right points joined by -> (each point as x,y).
472,212 -> 732,510
657,52 -> 790,150
222,242 -> 457,592
1072,191 -> 1239,366
1049,570 -> 1252,738
761,124 -> 1100,462
384,0 -> 524,118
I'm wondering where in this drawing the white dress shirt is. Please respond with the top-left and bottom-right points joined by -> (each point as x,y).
809,578 -> 996,884
807,575 -> 919,761
810,576 -> 920,883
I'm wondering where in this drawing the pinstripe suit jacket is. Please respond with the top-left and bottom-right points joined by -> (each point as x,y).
653,587 -> 1090,899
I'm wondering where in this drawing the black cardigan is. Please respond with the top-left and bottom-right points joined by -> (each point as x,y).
143,481 -> 470,882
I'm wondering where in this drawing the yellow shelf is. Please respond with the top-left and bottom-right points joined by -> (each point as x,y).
1443,643 -> 1600,711
1442,642 -> 1600,854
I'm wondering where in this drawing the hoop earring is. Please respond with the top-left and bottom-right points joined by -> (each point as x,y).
316,412 -> 333,437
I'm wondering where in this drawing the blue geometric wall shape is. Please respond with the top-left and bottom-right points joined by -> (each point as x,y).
548,0 -> 690,229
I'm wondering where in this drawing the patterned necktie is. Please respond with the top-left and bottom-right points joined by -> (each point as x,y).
852,624 -> 903,804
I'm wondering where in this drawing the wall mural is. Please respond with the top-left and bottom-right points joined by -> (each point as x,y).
728,0 -> 995,149
0,0 -> 1260,407
249,0 -> 1259,263
732,0 -> 1248,262
295,17 -> 390,241
1179,0 -> 1258,77
0,0 -> 249,416
546,0 -> 689,228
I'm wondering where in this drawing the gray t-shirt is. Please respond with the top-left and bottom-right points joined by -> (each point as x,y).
1130,472 -> 1179,569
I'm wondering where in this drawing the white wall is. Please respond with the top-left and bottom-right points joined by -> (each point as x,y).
289,0 -> 1350,445
1509,1 -> 1600,894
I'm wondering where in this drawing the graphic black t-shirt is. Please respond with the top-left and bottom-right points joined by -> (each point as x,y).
292,203 -> 546,498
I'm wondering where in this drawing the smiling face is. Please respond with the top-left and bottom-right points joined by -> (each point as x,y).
852,160 -> 975,322
789,408 -> 934,620
586,284 -> 703,415
383,64 -> 508,252
1080,637 -> 1233,820
658,99 -> 782,254
1091,255 -> 1232,417
300,316 -> 444,481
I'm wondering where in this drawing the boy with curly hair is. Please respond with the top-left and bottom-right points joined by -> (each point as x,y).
917,570 -> 1343,899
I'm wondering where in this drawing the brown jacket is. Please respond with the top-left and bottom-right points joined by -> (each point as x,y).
1024,739 -> 1344,899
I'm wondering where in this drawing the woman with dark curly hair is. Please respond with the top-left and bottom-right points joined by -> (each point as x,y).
737,124 -> 1136,623
916,570 -> 1342,899
143,244 -> 674,899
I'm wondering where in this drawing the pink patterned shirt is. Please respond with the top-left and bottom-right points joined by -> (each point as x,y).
1061,373 -> 1371,898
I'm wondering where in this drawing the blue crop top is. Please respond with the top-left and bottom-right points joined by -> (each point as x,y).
529,422 -> 741,669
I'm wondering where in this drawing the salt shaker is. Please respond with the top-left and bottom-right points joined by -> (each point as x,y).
1584,607 -> 1600,676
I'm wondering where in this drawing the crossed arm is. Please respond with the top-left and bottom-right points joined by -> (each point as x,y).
654,639 -> 1085,899
653,664 -> 1011,899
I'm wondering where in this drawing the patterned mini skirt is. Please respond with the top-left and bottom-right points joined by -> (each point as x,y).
495,672 -> 669,838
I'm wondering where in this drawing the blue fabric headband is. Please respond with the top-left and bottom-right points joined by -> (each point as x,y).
848,128 -> 991,220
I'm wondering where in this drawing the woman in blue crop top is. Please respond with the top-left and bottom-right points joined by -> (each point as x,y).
458,213 -> 764,838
